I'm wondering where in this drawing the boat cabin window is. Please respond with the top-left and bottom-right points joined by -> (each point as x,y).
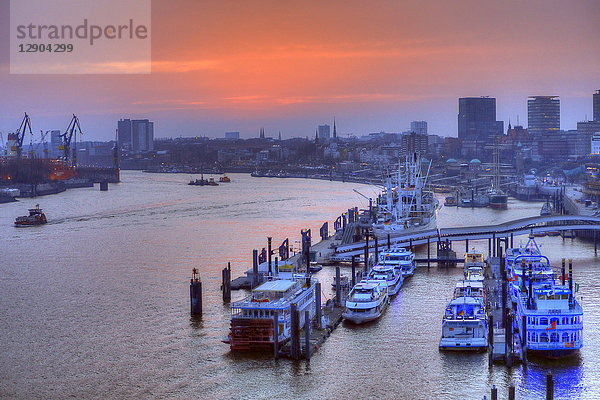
540,332 -> 549,342
562,317 -> 568,325
562,333 -> 570,342
550,332 -> 559,343
538,295 -> 546,300
550,317 -> 559,326
561,294 -> 568,300
540,317 -> 548,325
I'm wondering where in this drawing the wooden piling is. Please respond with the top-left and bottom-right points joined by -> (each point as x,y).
387,233 -> 391,250
506,311 -> 513,367
546,373 -> 554,400
252,249 -> 259,288
222,264 -> 231,302
351,256 -> 356,287
267,237 -> 273,275
522,314 -> 527,365
190,268 -> 202,316
465,238 -> 469,253
364,235 -> 370,272
510,233 -> 514,248
488,314 -> 494,367
374,236 -> 379,264
501,280 -> 507,328
273,311 -> 279,359
335,266 -> 341,307
561,258 -> 565,285
427,237 -> 431,269
290,304 -> 300,360
315,282 -> 322,329
488,237 -> 491,258
304,310 -> 311,360
492,233 -> 496,257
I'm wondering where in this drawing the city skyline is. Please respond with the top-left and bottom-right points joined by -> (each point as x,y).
0,0 -> 599,141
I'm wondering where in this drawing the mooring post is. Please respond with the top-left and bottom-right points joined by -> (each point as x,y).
374,236 -> 379,264
510,232 -> 514,248
190,268 -> 202,316
315,282 -> 322,329
252,249 -> 259,288
491,385 -> 497,400
304,310 -> 311,360
335,266 -> 341,307
387,233 -> 391,250
509,385 -> 516,400
501,280 -> 507,328
226,262 -> 231,301
488,237 -> 491,259
595,231 -> 598,255
522,314 -> 528,365
409,238 -> 413,251
364,235 -> 370,272
488,314 -> 494,367
222,266 -> 231,302
267,236 -> 273,275
465,238 -> 469,253
561,258 -> 566,285
351,256 -> 356,287
290,303 -> 299,360
273,311 -> 279,359
569,259 -> 573,296
546,373 -> 554,400
506,311 -> 513,367
492,233 -> 496,257
275,257 -> 279,275
427,237 -> 431,269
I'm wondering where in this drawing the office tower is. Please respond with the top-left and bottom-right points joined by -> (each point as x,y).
410,121 -> 428,135
527,96 -> 560,137
594,89 -> 600,122
117,118 -> 154,152
458,97 -> 503,141
318,124 -> 331,140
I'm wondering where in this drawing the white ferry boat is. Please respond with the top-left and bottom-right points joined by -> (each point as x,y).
223,268 -> 317,352
454,280 -> 486,302
439,295 -> 487,351
379,246 -> 416,277
372,153 -> 438,238
515,277 -> 583,358
343,280 -> 389,324
367,264 -> 403,296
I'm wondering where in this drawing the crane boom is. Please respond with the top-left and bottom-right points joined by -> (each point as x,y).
59,114 -> 83,165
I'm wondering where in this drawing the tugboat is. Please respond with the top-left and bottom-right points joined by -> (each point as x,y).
219,174 -> 231,183
15,204 -> 47,226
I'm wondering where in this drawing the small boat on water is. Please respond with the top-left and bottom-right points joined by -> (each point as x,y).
219,175 -> 231,183
367,264 -> 403,296
343,280 -> 389,324
308,263 -> 322,273
14,205 -> 47,226
207,177 -> 219,186
331,275 -> 350,290
540,201 -> 553,216
464,249 -> 485,280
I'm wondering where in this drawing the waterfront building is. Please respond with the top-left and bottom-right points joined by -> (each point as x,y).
318,124 -> 331,140
410,120 -> 428,135
594,89 -> 600,122
50,129 -> 61,158
118,118 -> 154,152
527,96 -> 560,137
577,120 -> 600,155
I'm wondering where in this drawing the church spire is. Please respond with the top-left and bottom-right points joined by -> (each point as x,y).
315,128 -> 319,144
333,117 -> 337,139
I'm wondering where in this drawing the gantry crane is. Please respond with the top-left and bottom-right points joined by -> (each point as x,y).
59,114 -> 83,166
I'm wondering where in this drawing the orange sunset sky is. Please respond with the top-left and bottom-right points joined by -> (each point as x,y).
0,0 -> 599,140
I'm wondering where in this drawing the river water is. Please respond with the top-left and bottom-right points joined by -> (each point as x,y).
1,171 -> 597,399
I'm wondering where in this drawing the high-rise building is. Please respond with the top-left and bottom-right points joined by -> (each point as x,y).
50,129 -> 61,157
594,89 -> 600,122
527,96 -> 560,137
410,121 -> 428,135
225,131 -> 240,140
117,118 -> 154,152
401,131 -> 428,156
457,97 -> 503,141
318,124 -> 330,140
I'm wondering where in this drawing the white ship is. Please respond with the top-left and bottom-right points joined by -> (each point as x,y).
343,280 -> 389,324
378,246 -> 416,277
223,266 -> 317,352
367,263 -> 403,296
372,153 -> 438,238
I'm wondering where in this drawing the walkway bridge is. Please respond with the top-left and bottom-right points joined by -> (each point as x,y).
333,215 -> 600,259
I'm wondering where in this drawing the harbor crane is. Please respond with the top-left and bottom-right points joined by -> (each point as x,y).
59,114 -> 83,166
33,130 -> 50,159
9,112 -> 33,159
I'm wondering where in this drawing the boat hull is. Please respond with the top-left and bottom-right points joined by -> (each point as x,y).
526,348 -> 579,359
439,337 -> 487,351
342,310 -> 384,324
